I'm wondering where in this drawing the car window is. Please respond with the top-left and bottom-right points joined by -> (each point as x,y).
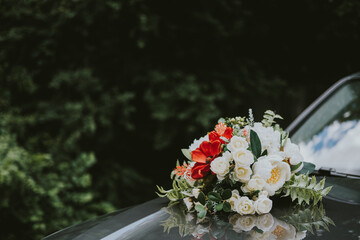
291,80 -> 360,177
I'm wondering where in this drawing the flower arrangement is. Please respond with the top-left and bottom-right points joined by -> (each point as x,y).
157,110 -> 332,218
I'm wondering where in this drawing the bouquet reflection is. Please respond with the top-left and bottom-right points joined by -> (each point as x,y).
162,202 -> 334,240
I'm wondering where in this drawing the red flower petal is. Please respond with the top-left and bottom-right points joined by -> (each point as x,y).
222,127 -> 233,139
191,149 -> 207,164
200,140 -> 221,158
191,163 -> 211,179
209,131 -> 222,143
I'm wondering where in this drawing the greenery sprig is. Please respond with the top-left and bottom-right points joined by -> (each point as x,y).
261,110 -> 283,127
281,174 -> 332,205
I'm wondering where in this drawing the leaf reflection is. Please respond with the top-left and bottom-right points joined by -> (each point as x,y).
161,202 -> 334,239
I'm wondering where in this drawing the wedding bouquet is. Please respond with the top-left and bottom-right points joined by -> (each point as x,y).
157,110 -> 332,218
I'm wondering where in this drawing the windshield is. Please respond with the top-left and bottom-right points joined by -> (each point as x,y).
291,80 -> 360,177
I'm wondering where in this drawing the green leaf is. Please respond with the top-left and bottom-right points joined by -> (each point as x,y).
262,110 -> 283,127
321,186 -> 332,196
222,189 -> 232,200
195,204 -> 205,212
291,162 -> 302,172
250,130 -> 262,158
198,209 -> 207,218
309,176 -> 317,188
208,192 -> 221,202
299,162 -> 315,174
261,149 -> 268,156
253,227 -> 264,234
215,202 -> 224,211
223,201 -> 231,212
315,178 -> 326,191
181,149 -> 192,161
198,191 -> 206,205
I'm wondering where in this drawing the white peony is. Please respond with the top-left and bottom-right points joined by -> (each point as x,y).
233,164 -> 252,183
232,149 -> 254,166
251,122 -> 281,154
228,136 -> 249,152
189,134 -> 209,151
234,196 -> 255,215
210,156 -> 230,180
254,196 -> 273,214
183,197 -> 193,210
256,213 -> 275,232
252,155 -> 291,196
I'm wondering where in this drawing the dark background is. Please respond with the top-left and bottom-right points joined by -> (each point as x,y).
1,0 -> 360,239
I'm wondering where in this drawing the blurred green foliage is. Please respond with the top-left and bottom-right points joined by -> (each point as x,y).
1,0 -> 360,239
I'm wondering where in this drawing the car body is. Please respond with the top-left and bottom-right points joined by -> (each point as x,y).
44,73 -> 360,240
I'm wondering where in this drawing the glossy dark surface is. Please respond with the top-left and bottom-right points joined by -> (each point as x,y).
44,186 -> 360,240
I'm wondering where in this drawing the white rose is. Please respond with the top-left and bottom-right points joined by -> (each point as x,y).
234,215 -> 256,231
228,136 -> 249,152
232,149 -> 254,166
233,164 -> 252,183
256,213 -> 274,232
258,190 -> 269,199
252,155 -> 291,196
246,174 -> 266,192
228,190 -> 241,211
192,188 -> 200,198
254,196 -> 273,214
232,189 -> 240,196
241,184 -> 250,194
210,156 -> 230,180
183,197 -> 193,210
235,196 -> 255,215
222,151 -> 233,162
